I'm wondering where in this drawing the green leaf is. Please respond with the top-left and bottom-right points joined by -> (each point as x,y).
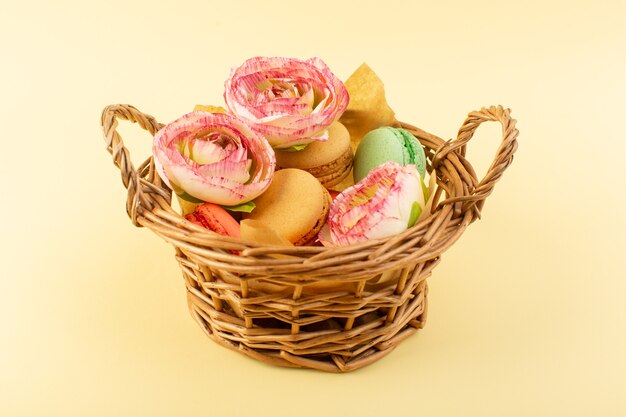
407,201 -> 422,228
281,143 -> 309,152
421,178 -> 430,202
177,191 -> 205,204
223,201 -> 256,213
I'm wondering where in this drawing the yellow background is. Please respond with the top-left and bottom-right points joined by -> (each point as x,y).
1,1 -> 625,416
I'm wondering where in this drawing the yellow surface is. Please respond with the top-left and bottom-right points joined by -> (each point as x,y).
1,1 -> 625,416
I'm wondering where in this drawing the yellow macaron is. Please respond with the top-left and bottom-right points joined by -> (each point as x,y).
274,121 -> 353,189
242,169 -> 331,246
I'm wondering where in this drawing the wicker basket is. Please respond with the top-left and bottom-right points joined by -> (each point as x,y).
101,104 -> 518,372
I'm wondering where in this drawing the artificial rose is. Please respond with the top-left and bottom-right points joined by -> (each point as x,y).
224,56 -> 349,149
152,112 -> 275,206
319,161 -> 427,247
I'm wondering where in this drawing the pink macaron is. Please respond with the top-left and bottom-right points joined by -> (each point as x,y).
185,202 -> 240,238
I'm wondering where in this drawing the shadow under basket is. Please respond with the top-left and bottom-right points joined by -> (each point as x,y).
101,104 -> 518,372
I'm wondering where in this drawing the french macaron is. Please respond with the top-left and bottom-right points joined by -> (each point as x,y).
185,202 -> 240,238
353,127 -> 426,183
274,121 -> 353,188
243,168 -> 331,246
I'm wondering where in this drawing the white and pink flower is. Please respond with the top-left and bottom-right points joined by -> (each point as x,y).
319,162 -> 427,247
224,56 -> 349,149
152,112 -> 275,206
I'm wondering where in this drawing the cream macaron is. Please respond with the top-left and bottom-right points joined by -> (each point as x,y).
242,169 -> 331,246
274,121 -> 353,188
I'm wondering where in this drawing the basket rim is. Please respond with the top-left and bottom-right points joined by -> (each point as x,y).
102,104 -> 518,276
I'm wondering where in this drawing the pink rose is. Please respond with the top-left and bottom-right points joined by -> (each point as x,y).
152,112 -> 275,206
224,56 -> 349,149
319,162 -> 427,246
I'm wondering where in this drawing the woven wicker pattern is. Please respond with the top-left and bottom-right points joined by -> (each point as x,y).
101,104 -> 518,372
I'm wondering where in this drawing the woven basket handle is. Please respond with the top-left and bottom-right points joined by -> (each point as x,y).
433,105 -> 519,217
101,104 -> 171,226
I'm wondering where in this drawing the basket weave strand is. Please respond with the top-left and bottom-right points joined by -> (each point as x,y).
101,104 -> 518,372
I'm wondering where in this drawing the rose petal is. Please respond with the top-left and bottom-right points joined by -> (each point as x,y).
321,161 -> 426,247
224,56 -> 349,148
152,111 -> 275,207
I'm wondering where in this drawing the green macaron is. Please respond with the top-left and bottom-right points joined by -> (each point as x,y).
353,127 -> 427,183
